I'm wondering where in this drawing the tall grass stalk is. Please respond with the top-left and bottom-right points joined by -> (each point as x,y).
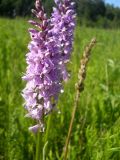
63,38 -> 97,160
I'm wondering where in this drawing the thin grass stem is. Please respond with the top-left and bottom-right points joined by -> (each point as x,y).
63,38 -> 97,160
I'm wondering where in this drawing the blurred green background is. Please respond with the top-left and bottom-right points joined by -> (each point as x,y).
0,0 -> 120,160
0,0 -> 120,28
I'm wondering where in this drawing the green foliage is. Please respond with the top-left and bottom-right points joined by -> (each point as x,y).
0,18 -> 120,160
76,0 -> 120,28
0,0 -> 55,17
76,0 -> 106,21
0,0 -> 120,28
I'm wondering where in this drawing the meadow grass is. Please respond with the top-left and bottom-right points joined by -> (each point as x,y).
0,18 -> 120,160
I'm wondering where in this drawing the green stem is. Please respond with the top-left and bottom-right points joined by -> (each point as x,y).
42,114 -> 52,159
45,114 -> 52,143
35,131 -> 43,160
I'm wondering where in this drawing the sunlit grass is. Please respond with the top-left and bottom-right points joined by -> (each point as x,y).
0,18 -> 120,160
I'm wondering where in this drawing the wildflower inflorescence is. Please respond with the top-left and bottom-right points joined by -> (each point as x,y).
22,0 -> 76,133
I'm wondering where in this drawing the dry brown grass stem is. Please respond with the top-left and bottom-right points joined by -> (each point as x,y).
63,38 -> 97,160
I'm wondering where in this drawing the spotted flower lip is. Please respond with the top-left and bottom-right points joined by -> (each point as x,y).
22,0 -> 76,133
